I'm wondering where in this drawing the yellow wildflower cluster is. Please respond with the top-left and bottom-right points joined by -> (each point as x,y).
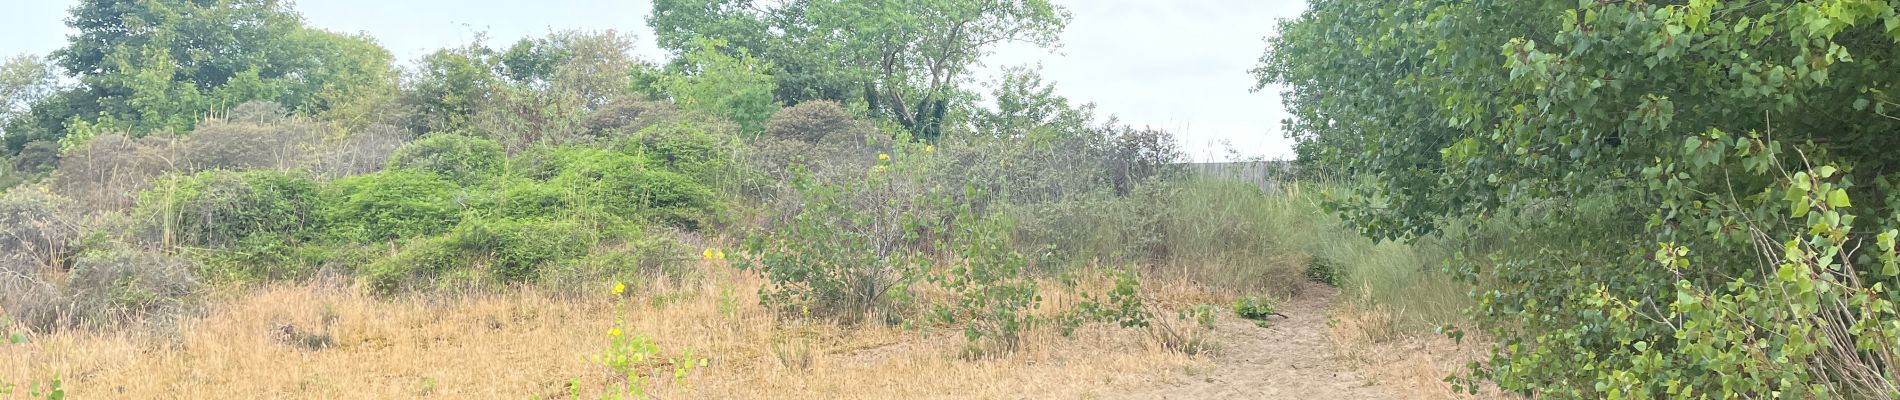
702,248 -> 726,260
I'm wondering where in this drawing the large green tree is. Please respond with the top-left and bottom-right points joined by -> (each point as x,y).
0,55 -> 61,151
21,0 -> 397,141
648,0 -> 1070,140
1263,0 -> 1900,397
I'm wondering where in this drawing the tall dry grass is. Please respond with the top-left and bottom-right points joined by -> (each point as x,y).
0,261 -> 1217,399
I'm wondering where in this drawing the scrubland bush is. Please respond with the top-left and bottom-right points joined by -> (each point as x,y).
224,101 -> 290,124
584,98 -> 679,139
764,100 -> 865,143
738,165 -> 953,324
0,188 -> 78,272
622,119 -> 748,190
386,134 -> 505,186
365,236 -> 463,295
178,119 -> 323,172
929,215 -> 1042,357
2,246 -> 197,331
447,217 -> 595,282
136,170 -> 324,248
51,134 -> 177,213
9,141 -> 58,176
367,216 -> 632,295
511,146 -> 720,229
309,124 -> 411,179
323,169 -> 463,242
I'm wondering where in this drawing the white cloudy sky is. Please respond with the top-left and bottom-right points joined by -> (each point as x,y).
0,0 -> 1304,161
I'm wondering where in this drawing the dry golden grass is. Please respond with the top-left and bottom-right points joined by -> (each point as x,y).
0,263 -> 1213,399
1327,301 -> 1514,400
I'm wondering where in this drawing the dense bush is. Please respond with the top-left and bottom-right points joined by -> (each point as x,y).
224,101 -> 290,124
509,147 -> 719,228
365,236 -> 464,295
764,100 -> 864,143
386,134 -> 505,186
50,134 -> 178,213
623,119 -> 751,193
309,124 -> 411,179
1265,0 -> 1900,396
583,98 -> 678,139
136,170 -> 324,248
0,188 -> 78,274
738,167 -> 951,324
447,217 -> 595,282
9,141 -> 59,176
177,119 -> 322,172
367,217 -> 601,294
2,246 -> 198,332
323,169 -> 463,242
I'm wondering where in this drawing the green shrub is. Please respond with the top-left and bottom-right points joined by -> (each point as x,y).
511,147 -> 720,228
928,215 -> 1042,357
447,218 -> 595,282
184,237 -> 380,283
365,236 -> 464,295
367,217 -> 602,294
658,39 -> 779,137
468,178 -> 571,220
623,119 -> 747,189
386,134 -> 505,186
136,170 -> 324,248
1232,295 -> 1279,321
1058,269 -> 1151,336
323,169 -> 463,242
737,170 -> 948,324
1303,256 -> 1340,287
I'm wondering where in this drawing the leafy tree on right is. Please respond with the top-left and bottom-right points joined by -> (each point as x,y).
1261,1 -> 1900,397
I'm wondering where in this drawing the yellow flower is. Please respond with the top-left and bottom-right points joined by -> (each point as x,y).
612,282 -> 626,296
609,328 -> 623,337
703,248 -> 715,260
924,144 -> 934,154
877,153 -> 890,161
714,249 -> 726,260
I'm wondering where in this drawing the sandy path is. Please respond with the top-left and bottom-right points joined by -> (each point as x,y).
1109,285 -> 1404,399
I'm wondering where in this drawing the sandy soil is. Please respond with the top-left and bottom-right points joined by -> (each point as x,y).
1108,285 -> 1405,399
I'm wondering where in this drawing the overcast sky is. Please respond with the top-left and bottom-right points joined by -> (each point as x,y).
0,0 -> 1303,161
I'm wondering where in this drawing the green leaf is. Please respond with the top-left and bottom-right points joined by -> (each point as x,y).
1827,188 -> 1851,208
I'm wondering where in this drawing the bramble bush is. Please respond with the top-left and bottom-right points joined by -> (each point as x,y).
4,246 -> 198,331
136,170 -> 324,249
323,169 -> 463,242
506,146 -> 720,229
386,134 -> 506,186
